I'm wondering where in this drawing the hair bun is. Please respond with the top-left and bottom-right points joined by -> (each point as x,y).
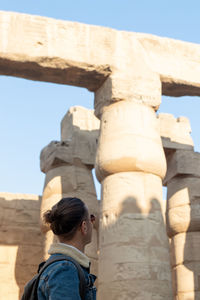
43,209 -> 56,224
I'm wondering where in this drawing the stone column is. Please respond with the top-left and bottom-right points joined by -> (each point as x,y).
40,106 -> 100,276
95,85 -> 172,299
164,149 -> 200,299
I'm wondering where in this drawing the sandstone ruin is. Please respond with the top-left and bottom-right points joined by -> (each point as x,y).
0,10 -> 200,300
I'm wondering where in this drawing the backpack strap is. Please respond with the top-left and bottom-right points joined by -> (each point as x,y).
38,255 -> 87,300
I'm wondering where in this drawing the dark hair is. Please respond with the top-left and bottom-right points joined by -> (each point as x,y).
43,197 -> 88,240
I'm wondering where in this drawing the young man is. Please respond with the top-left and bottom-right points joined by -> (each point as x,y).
37,197 -> 96,300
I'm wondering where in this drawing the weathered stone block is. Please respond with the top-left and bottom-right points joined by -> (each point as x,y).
172,263 -> 200,294
0,193 -> 44,300
1,11 -> 200,100
94,71 -> 162,118
40,141 -> 73,173
164,150 -> 200,184
61,106 -> 100,165
166,177 -> 200,208
171,232 -> 200,267
98,278 -> 172,300
61,106 -> 100,138
158,113 -> 194,151
41,109 -> 100,172
166,177 -> 200,236
174,291 -> 200,300
167,203 -> 200,237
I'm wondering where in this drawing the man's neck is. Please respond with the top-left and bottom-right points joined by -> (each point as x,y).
59,239 -> 85,253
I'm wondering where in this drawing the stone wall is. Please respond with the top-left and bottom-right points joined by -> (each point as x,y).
0,193 -> 43,300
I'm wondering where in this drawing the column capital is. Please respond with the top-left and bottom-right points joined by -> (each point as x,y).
40,141 -> 73,173
40,139 -> 97,173
94,71 -> 162,119
95,101 -> 166,181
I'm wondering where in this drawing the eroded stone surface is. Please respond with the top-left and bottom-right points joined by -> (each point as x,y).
61,106 -> 100,165
158,114 -> 194,151
0,11 -> 200,99
164,150 -> 200,184
95,101 -> 166,181
40,141 -> 74,173
41,107 -> 100,173
0,193 -> 43,300
171,232 -> 200,267
97,172 -> 172,299
165,148 -> 200,299
61,106 -> 100,140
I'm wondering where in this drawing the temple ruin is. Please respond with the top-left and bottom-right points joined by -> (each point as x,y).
0,10 -> 200,300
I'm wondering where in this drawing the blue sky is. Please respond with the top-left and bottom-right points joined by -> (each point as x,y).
0,1 -> 200,197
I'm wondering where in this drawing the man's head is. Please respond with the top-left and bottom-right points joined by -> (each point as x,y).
43,197 -> 95,246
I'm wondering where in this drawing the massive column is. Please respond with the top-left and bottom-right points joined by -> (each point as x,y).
40,107 -> 99,275
94,73 -> 172,299
164,149 -> 200,300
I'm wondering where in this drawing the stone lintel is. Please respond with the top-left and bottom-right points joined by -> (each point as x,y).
136,33 -> 200,97
0,57 -> 111,92
0,11 -> 200,98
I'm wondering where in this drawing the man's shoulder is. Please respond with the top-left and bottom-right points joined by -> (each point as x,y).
40,255 -> 80,280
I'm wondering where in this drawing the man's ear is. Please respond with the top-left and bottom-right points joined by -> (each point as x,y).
81,221 -> 87,235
